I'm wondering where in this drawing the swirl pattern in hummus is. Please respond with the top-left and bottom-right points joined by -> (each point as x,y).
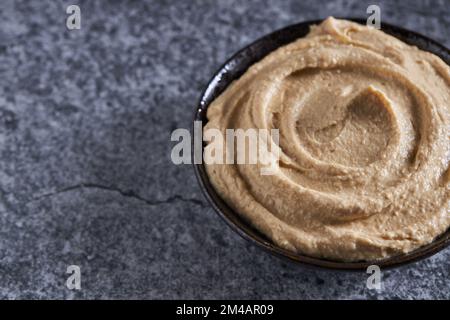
204,18 -> 450,261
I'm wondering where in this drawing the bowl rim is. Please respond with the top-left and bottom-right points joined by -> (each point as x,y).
192,17 -> 450,271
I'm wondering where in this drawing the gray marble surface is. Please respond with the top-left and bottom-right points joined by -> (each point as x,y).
0,0 -> 448,299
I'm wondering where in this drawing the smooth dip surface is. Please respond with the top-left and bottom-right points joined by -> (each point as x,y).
204,17 -> 450,261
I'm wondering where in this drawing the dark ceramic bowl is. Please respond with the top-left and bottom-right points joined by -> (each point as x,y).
193,18 -> 450,271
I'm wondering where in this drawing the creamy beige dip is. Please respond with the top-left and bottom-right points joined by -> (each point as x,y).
204,17 -> 450,261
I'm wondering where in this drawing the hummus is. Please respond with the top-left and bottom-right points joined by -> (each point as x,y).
204,17 -> 450,261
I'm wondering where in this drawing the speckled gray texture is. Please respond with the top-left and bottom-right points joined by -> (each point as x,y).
0,0 -> 448,300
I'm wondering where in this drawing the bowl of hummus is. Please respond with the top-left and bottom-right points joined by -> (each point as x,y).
193,17 -> 450,270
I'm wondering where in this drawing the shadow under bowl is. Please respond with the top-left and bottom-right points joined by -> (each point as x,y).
193,18 -> 450,271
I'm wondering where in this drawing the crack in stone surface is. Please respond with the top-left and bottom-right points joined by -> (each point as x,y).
29,183 -> 208,208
